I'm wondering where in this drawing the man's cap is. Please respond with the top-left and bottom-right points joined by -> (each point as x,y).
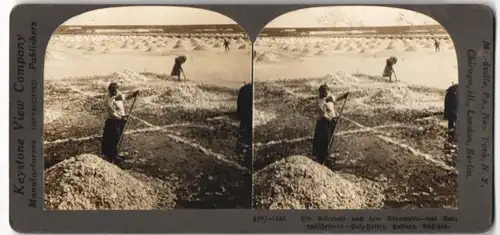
319,84 -> 329,93
108,82 -> 119,91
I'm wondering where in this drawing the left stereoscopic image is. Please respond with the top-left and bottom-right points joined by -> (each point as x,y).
43,6 -> 253,210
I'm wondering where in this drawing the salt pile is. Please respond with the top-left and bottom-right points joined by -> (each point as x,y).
173,44 -> 186,50
359,48 -> 372,54
329,71 -> 360,85
253,109 -> 277,127
334,44 -> 344,50
110,69 -> 149,83
364,85 -> 420,106
405,46 -> 417,52
173,40 -> 185,49
315,50 -> 326,56
193,44 -> 209,51
255,52 -> 280,64
236,38 -> 246,44
253,156 -> 385,209
154,83 -> 224,108
45,154 -> 158,210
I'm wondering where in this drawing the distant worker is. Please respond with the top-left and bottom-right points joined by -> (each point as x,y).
444,83 -> 458,145
236,82 -> 252,167
224,39 -> 230,52
101,83 -> 139,165
434,39 -> 441,52
170,55 -> 187,81
382,56 -> 398,83
312,84 -> 349,165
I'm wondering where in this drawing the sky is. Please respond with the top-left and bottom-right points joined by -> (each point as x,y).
266,6 -> 440,27
63,6 -> 440,27
62,6 -> 236,25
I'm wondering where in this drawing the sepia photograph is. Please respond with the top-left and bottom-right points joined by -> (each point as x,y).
252,6 -> 458,210
43,6 -> 253,210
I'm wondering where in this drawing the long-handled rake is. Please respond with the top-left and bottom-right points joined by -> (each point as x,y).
116,94 -> 138,152
181,69 -> 188,81
327,94 -> 349,152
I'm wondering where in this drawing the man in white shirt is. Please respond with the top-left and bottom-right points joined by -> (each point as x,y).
101,83 -> 139,164
312,84 -> 349,165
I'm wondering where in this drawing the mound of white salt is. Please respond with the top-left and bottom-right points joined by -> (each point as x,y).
255,51 -> 280,64
236,38 -> 246,44
253,155 -> 385,209
110,69 -> 149,83
405,46 -> 417,52
315,50 -> 326,56
145,46 -> 157,52
154,83 -> 227,108
304,72 -> 360,91
253,109 -> 277,127
364,85 -> 419,106
334,44 -> 344,50
359,48 -> 372,54
45,154 -> 158,210
100,48 -> 110,54
193,44 -> 209,51
173,44 -> 186,50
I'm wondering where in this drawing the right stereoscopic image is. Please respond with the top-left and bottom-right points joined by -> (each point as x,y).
252,6 -> 458,209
